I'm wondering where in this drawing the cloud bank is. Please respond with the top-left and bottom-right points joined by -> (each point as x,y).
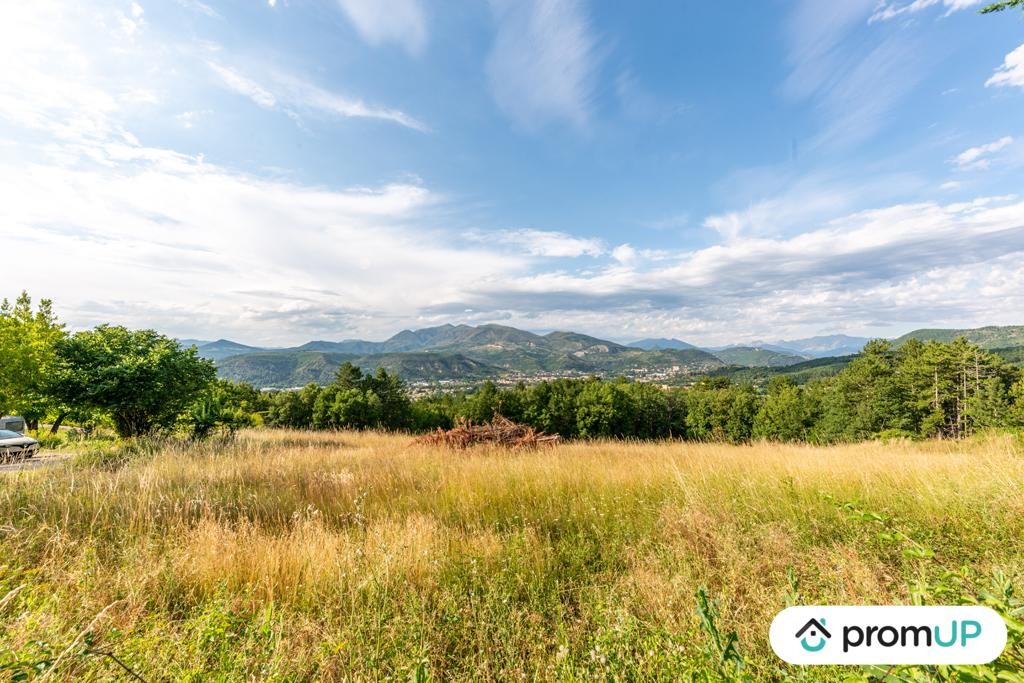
2,0 -> 1023,347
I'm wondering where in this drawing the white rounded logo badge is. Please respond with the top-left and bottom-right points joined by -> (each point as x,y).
770,606 -> 1007,665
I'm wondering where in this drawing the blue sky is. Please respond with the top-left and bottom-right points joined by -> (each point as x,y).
2,0 -> 1023,345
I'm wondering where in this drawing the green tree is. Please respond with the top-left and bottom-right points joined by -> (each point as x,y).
333,362 -> 364,389
312,385 -> 342,429
47,325 -> 216,437
623,381 -> 672,439
576,380 -> 632,438
970,375 -> 1015,430
980,0 -> 1024,13
331,388 -> 381,429
683,378 -> 758,443
466,381 -> 500,423
812,340 -> 913,441
307,364 -> 411,431
1011,379 -> 1024,427
267,385 -> 319,428
0,292 -> 66,429
753,377 -> 809,442
187,381 -> 265,439
519,379 -> 582,437
410,396 -> 454,431
364,368 -> 412,430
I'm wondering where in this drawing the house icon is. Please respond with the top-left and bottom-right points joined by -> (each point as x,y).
795,618 -> 831,652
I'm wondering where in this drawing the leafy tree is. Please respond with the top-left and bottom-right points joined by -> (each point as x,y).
1011,379 -> 1024,427
302,363 -> 411,430
576,380 -> 632,438
410,396 -> 454,431
0,292 -> 66,429
312,385 -> 342,429
753,377 -> 810,442
519,379 -> 582,438
623,380 -> 673,439
813,340 -> 913,441
334,362 -> 364,389
684,378 -> 758,443
47,326 -> 216,437
364,368 -> 412,430
186,381 -> 265,439
267,385 -> 319,428
980,0 -> 1024,13
970,375 -> 1016,430
331,388 -> 382,428
466,381 -> 500,423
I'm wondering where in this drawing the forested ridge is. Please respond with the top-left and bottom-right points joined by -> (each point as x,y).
4,291 -> 1023,443
260,337 -> 1024,442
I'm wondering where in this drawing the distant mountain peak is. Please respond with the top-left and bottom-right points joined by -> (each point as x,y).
627,337 -> 697,351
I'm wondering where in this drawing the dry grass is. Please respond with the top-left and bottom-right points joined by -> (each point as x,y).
0,430 -> 1021,680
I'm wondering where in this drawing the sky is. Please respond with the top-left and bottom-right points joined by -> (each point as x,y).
2,0 -> 1023,346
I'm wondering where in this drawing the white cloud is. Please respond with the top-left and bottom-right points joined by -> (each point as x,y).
473,228 -> 605,258
208,62 -> 428,131
782,1 -> 926,149
869,0 -> 983,22
486,0 -> 600,130
701,170 -> 921,241
782,0 -> 876,100
117,1 -> 145,37
335,0 -> 427,55
0,2 -> 425,141
471,196 -> 1024,344
1,138 -> 531,343
3,0 -> 1023,346
953,136 -> 1014,170
272,72 -> 429,132
176,0 -> 220,19
611,244 -> 637,266
209,62 -> 277,108
986,42 -> 1024,89
940,180 -> 961,191
176,110 -> 208,129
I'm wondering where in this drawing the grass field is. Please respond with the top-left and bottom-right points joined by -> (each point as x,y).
1,430 -> 1023,681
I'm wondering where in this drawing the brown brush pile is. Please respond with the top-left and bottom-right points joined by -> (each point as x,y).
415,415 -> 561,449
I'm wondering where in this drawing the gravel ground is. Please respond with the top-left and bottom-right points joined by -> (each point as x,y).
0,452 -> 72,473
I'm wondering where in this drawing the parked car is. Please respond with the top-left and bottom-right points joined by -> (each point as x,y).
0,430 -> 39,461
0,415 -> 26,432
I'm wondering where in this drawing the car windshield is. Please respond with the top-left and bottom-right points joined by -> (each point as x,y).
0,430 -> 23,438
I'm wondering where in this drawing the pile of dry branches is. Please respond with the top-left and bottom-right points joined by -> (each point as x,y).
415,415 -> 561,449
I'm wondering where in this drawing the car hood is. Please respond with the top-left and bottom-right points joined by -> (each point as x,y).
0,436 -> 38,447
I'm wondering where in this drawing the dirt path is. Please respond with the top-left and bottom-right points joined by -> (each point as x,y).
0,452 -> 72,473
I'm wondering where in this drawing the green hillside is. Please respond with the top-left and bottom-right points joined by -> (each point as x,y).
993,346 -> 1024,367
214,345 -> 725,387
711,346 -> 807,367
708,355 -> 856,385
591,347 -> 724,375
894,325 -> 1024,349
216,351 -> 498,387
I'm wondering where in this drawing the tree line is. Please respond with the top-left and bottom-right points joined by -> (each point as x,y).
3,291 -> 1024,442
253,340 -> 1024,443
1,293 -> 221,437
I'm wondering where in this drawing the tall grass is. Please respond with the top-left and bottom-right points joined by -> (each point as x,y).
0,430 -> 1021,680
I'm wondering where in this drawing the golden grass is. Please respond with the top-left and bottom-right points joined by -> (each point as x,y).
0,430 -> 1021,680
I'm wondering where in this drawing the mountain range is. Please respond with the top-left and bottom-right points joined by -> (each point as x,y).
187,324 -> 1024,388
208,324 -> 726,387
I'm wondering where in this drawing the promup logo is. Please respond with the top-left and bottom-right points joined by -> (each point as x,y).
795,618 -> 831,652
770,606 -> 1006,665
